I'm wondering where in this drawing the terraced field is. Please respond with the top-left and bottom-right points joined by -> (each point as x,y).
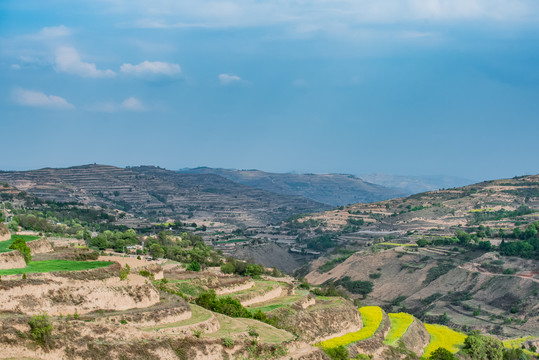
247,289 -> 309,313
205,313 -> 295,344
0,234 -> 40,252
143,304 -> 212,332
422,323 -> 467,358
0,259 -> 114,275
384,312 -> 414,345
318,306 -> 383,349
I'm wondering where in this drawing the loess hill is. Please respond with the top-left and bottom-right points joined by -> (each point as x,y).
180,167 -> 406,206
286,174 -> 539,339
0,164 -> 330,227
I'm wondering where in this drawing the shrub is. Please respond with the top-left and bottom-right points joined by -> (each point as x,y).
221,262 -> 235,274
119,264 -> 130,280
186,261 -> 201,272
247,326 -> 259,337
28,313 -> 53,348
323,345 -> 349,360
222,337 -> 234,347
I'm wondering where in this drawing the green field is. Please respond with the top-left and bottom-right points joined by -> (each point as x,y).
0,260 -> 113,275
143,304 -> 212,331
206,313 -> 295,344
384,312 -> 414,345
0,234 -> 41,253
247,290 -> 310,313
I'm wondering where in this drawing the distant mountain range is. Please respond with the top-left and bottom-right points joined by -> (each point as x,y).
0,165 -> 470,227
0,165 -> 329,226
358,173 -> 476,194
179,167 -> 406,206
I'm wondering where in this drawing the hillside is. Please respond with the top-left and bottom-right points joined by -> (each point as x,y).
0,165 -> 330,227
283,174 -> 539,338
180,167 -> 406,206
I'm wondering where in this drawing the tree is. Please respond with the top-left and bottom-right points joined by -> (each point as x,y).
429,348 -> 456,360
9,237 -> 31,264
149,243 -> 164,259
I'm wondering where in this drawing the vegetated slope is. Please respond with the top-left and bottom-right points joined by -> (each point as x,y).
180,167 -> 406,206
292,175 -> 539,337
0,164 -> 330,226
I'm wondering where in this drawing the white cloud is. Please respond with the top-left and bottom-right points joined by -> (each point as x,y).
12,88 -> 74,109
55,46 -> 115,78
120,60 -> 181,76
11,64 -> 21,70
218,73 -> 242,85
89,97 -> 146,112
39,25 -> 70,39
121,97 -> 146,111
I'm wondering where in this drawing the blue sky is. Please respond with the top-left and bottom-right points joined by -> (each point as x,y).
1,0 -> 538,181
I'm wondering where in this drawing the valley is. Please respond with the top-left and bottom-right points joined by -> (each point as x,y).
0,168 -> 537,359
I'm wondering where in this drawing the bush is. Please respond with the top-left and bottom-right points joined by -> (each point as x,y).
28,313 -> 53,348
220,262 -> 235,274
119,264 -> 130,280
222,337 -> 234,347
323,346 -> 349,360
186,261 -> 201,272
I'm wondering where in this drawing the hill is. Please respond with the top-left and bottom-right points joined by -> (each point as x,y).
180,167 -> 406,206
0,165 -> 330,227
280,174 -> 539,338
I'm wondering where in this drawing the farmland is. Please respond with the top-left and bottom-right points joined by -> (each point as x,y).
0,234 -> 40,253
422,323 -> 467,358
318,305 -> 383,349
384,312 -> 414,345
0,259 -> 113,275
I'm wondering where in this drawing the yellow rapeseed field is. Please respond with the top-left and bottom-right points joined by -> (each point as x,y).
318,306 -> 383,349
384,312 -> 414,345
422,323 -> 467,358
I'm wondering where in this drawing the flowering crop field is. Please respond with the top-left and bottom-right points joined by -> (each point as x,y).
422,324 -> 466,358
378,242 -> 418,247
384,312 -> 414,345
318,306 -> 383,349
503,336 -> 538,357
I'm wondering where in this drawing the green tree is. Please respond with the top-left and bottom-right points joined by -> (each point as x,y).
429,347 -> 456,360
149,243 -> 164,259
9,237 -> 32,264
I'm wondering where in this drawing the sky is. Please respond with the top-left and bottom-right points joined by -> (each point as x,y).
1,0 -> 539,181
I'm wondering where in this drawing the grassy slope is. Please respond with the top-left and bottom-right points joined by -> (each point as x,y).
0,260 -> 113,275
205,313 -> 295,344
0,234 -> 40,253
143,304 -> 212,331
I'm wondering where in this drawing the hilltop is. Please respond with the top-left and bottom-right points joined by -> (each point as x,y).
179,167 -> 406,206
0,165 -> 330,227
